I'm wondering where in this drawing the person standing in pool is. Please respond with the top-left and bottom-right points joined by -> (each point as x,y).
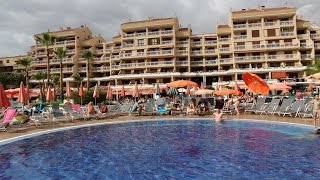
213,109 -> 224,122
309,95 -> 320,127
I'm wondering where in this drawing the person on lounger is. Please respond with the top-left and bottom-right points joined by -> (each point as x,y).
99,102 -> 108,113
197,98 -> 208,116
86,102 -> 95,116
187,99 -> 196,115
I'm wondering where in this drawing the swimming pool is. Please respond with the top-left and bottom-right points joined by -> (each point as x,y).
0,119 -> 319,179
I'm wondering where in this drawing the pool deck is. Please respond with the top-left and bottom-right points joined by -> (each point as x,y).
0,114 -> 318,141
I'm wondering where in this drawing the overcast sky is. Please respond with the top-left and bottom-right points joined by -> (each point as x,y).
0,0 -> 319,57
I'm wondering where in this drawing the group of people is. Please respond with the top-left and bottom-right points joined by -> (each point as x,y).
83,101 -> 108,116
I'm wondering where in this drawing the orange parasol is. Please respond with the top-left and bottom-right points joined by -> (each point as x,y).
167,80 -> 198,88
268,83 -> 292,91
186,86 -> 191,96
242,73 -> 269,95
46,85 -> 53,102
18,82 -> 26,103
0,85 -> 10,108
308,82 -> 313,92
93,83 -> 99,98
200,82 -> 204,90
66,82 -> 72,98
106,83 -> 113,99
79,81 -> 84,97
194,89 -> 214,95
120,85 -> 126,97
213,89 -> 242,96
131,82 -> 140,98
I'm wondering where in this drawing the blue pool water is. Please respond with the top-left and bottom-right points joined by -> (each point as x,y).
0,119 -> 320,179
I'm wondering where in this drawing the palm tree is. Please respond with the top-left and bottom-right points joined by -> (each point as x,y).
53,47 -> 66,101
72,73 -> 83,89
82,50 -> 93,91
16,57 -> 32,86
33,71 -> 47,102
35,32 -> 56,88
304,58 -> 320,75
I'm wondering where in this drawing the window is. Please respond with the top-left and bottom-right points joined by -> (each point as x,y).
151,38 -> 158,45
267,29 -> 276,37
137,39 -> 144,46
7,60 -> 9,63
252,30 -> 259,38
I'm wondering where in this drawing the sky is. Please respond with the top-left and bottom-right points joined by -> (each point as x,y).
0,0 -> 319,57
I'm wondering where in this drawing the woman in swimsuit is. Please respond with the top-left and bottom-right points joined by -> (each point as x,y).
309,95 -> 320,127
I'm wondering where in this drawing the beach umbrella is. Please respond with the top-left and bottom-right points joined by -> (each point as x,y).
106,83 -> 113,100
66,82 -> 72,99
242,73 -> 269,95
0,85 -> 10,108
131,82 -> 140,98
155,83 -> 161,96
120,85 -> 126,97
213,89 -> 242,96
200,82 -> 204,90
18,82 -> 26,104
195,89 -> 214,95
79,81 -> 84,105
308,82 -> 313,92
46,85 -> 53,102
167,80 -> 198,88
93,83 -> 99,105
167,87 -> 179,96
186,86 -> 191,96
268,83 -> 292,91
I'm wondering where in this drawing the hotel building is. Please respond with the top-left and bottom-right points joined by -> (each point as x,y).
9,6 -> 320,87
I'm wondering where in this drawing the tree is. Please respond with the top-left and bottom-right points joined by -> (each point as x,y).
35,32 -> 56,88
53,47 -> 66,101
72,73 -> 83,89
0,72 -> 24,88
82,50 -> 93,91
16,57 -> 32,86
33,71 -> 47,102
304,58 -> 320,75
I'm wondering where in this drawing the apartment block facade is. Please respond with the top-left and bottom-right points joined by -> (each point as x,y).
8,6 -> 320,87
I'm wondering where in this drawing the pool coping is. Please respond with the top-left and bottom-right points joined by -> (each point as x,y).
0,118 -> 317,146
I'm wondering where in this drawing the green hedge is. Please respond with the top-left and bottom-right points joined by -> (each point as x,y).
71,90 -> 116,105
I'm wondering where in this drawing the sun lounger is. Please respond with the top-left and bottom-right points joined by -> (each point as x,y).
256,98 -> 281,115
280,100 -> 305,117
272,98 -> 295,116
51,109 -> 72,123
0,109 -> 18,132
244,97 -> 266,114
298,104 -> 313,118
142,103 -> 156,116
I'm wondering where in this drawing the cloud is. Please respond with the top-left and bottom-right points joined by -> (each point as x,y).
0,0 -> 319,56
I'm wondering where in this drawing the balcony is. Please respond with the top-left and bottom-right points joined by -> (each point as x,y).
120,62 -> 146,68
176,41 -> 188,45
220,58 -> 232,63
122,44 -> 134,48
50,58 -> 73,64
78,58 -> 87,62
77,67 -> 87,72
93,57 -> 103,62
162,50 -> 173,55
252,44 -> 263,49
235,55 -> 265,62
146,61 -> 174,66
301,54 -> 312,60
123,33 -> 135,38
120,53 -> 133,58
66,49 -> 75,54
191,50 -> 202,55
192,41 -> 202,46
92,67 -> 110,72
315,43 -> 320,48
219,47 -> 231,52
32,60 -> 47,65
233,24 -> 246,29
218,38 -> 230,42
233,35 -> 247,40
55,41 -> 65,45
234,45 -> 245,50
147,51 -> 161,55
191,61 -> 203,65
177,50 -> 188,55
148,31 -> 160,36
280,20 -> 293,26
297,34 -> 310,39
204,49 -> 216,54
264,21 -> 277,27
113,46 -> 121,50
248,23 -> 261,28
136,32 -> 146,36
300,43 -> 313,48
204,40 -> 217,45
176,61 -> 188,65
311,34 -> 320,39
136,52 -> 145,56
102,57 -> 110,61
162,40 -> 173,45
205,60 -> 218,64
280,32 -> 295,37
36,52 -> 46,56
111,65 -> 120,69
110,55 -> 120,60
161,30 -> 173,34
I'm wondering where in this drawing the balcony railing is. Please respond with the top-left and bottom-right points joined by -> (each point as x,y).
146,61 -> 174,66
92,67 -> 110,72
137,52 -> 145,56
162,50 -> 173,54
204,40 -> 217,44
95,49 -> 104,54
280,20 -> 293,26
300,43 -> 313,48
50,58 -> 73,63
162,41 -> 172,45
233,24 -> 246,29
248,23 -> 261,28
136,32 -> 146,36
123,33 -> 135,38
204,50 -> 216,54
120,53 -> 133,58
252,44 -> 263,49
311,34 -> 320,39
177,50 -> 188,55
176,41 -> 188,45
265,21 -> 277,26
78,67 -> 87,72
110,55 -> 120,59
220,58 -> 232,63
113,46 -> 121,50
32,60 -> 47,65
66,49 -> 75,54
147,51 -> 161,55
315,43 -> 320,48
148,31 -> 160,36
103,57 -> 110,61
111,65 -> 120,69
191,50 -> 201,54
191,61 -> 203,65
301,54 -> 312,59
280,32 -> 295,37
192,41 -> 202,45
205,60 -> 218,64
297,34 -> 310,38
219,47 -> 231,52
176,61 -> 188,65
233,35 -> 247,40
36,52 -> 46,56
235,55 -> 265,61
123,44 -> 134,48
218,38 -> 230,42
234,45 -> 245,50
161,30 -> 173,34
